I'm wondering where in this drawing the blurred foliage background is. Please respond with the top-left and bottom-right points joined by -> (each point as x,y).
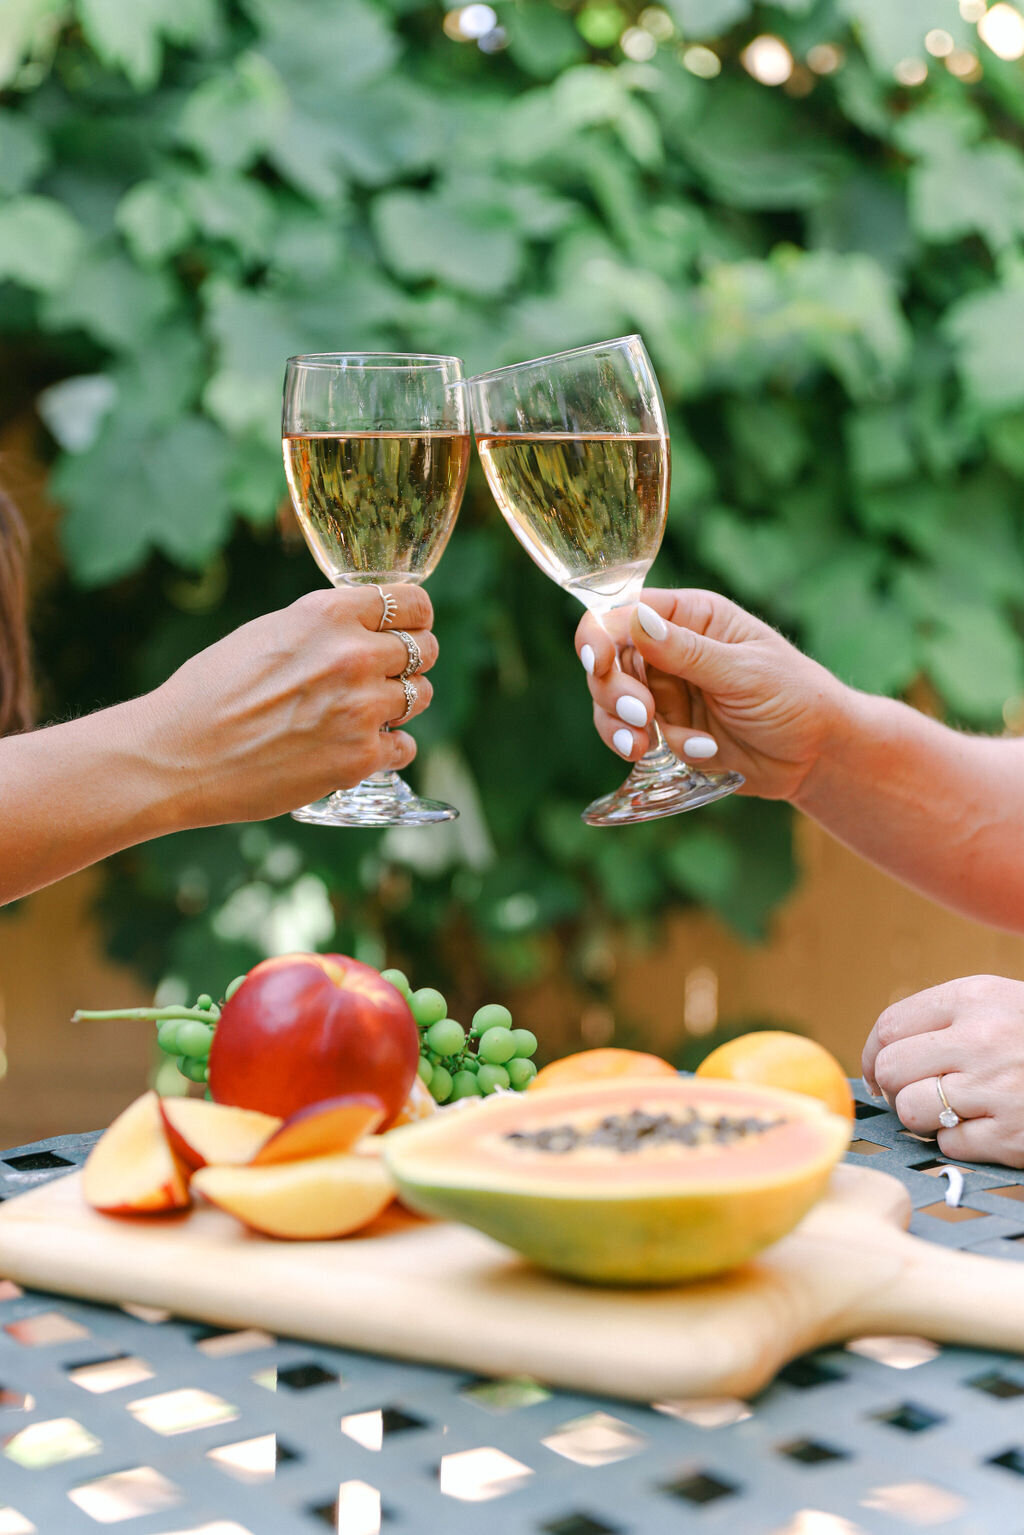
3,0 -> 1024,1036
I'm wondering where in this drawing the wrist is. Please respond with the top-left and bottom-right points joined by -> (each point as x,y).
790,679 -> 883,816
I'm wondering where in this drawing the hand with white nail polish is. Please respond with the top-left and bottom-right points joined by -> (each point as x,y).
575,587 -> 847,802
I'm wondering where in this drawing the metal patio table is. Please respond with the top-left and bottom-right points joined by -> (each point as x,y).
1,1084 -> 1024,1535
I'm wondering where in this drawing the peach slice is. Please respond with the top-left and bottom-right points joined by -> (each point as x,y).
159,1098 -> 281,1172
249,1094 -> 385,1167
192,1152 -> 395,1239
83,1092 -> 190,1215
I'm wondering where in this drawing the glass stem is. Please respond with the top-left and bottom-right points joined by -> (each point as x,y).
618,643 -> 684,772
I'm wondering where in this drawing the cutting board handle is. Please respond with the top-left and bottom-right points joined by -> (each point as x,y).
849,1226 -> 1024,1354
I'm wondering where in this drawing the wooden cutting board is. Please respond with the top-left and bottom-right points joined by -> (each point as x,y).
0,1164 -> 1022,1402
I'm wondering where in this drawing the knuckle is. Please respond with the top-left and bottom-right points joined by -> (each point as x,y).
872,1045 -> 901,1094
295,588 -> 338,626
415,677 -> 434,709
873,1007 -> 903,1049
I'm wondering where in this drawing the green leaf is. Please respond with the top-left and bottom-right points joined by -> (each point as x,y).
664,0 -> 751,38
0,0 -> 67,89
36,373 -> 116,451
178,52 -> 288,172
115,180 -> 193,264
201,280 -> 308,442
726,398 -> 809,486
372,183 -> 522,297
0,111 -> 49,194
0,194 -> 83,291
505,5 -> 587,79
796,560 -> 919,695
663,828 -> 740,905
911,143 -> 1024,254
945,281 -> 1024,414
678,81 -> 844,210
55,412 -> 235,584
697,505 -> 808,604
40,246 -> 176,350
249,0 -> 398,97
921,604 -> 1024,725
846,405 -> 916,486
181,171 -> 277,262
838,0 -> 969,74
77,0 -> 217,89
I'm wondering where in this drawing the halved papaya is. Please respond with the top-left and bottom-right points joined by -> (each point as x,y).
383,1076 -> 851,1285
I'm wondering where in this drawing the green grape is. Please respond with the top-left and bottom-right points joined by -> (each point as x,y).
429,1065 -> 453,1103
510,1029 -> 538,1058
195,993 -> 214,1011
224,974 -> 247,1002
412,988 -> 448,1028
459,1055 -> 479,1073
478,1027 -> 516,1065
507,1058 -> 538,1090
156,1019 -> 182,1055
177,1056 -> 208,1083
450,1070 -> 482,1100
477,1063 -> 510,1094
417,1056 -> 433,1086
471,1003 -> 513,1037
380,968 -> 411,997
425,1019 -> 466,1058
176,1020 -> 215,1060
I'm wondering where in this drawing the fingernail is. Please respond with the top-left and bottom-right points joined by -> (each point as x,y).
637,602 -> 668,641
613,728 -> 634,758
683,735 -> 718,760
615,695 -> 648,727
580,644 -> 596,675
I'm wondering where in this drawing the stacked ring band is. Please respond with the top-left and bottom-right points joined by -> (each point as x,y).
372,583 -> 399,631
390,630 -> 423,680
389,677 -> 418,727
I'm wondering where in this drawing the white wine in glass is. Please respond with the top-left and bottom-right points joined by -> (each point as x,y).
469,336 -> 743,825
282,353 -> 470,826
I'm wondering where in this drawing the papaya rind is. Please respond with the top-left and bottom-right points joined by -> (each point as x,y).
383,1078 -> 851,1286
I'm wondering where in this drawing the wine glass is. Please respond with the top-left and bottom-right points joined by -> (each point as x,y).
467,335 -> 744,825
282,352 -> 470,826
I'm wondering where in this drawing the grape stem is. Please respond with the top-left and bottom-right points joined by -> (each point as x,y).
71,1006 -> 220,1025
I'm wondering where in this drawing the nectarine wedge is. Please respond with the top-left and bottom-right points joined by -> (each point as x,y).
249,1094 -> 384,1166
159,1098 -> 281,1172
192,1153 -> 395,1239
83,1092 -> 190,1215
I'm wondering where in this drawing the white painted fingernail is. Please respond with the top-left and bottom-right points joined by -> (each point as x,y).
637,602 -> 668,641
683,735 -> 718,760
616,695 -> 648,727
580,644 -> 596,675
613,728 -> 634,758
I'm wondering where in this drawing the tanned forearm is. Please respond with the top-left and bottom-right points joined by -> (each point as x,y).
0,697 -> 185,906
793,688 -> 1024,932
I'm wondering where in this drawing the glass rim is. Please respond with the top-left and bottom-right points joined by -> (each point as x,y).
286,352 -> 464,371
465,334 -> 644,384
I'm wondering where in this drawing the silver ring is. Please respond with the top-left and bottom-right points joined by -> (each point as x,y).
389,677 -> 418,727
372,584 -> 398,632
936,1076 -> 961,1129
390,630 -> 423,680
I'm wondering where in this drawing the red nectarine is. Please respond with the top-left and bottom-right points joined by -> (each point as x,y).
207,954 -> 418,1127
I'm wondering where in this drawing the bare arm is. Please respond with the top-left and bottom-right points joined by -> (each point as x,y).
0,586 -> 436,908
576,589 -> 1024,933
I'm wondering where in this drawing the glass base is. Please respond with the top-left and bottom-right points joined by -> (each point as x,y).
582,760 -> 744,827
291,771 -> 458,827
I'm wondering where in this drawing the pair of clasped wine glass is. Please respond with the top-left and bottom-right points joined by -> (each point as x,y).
281,337 -> 743,829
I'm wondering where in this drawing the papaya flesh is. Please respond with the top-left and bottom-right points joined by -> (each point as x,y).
383,1076 -> 851,1286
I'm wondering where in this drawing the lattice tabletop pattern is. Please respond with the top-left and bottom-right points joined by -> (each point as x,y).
1,1086 -> 1023,1535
